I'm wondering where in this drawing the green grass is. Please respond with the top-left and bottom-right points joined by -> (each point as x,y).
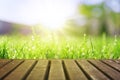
0,34 -> 120,59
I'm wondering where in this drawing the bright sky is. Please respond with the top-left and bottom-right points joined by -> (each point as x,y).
0,0 -> 119,29
0,0 -> 80,29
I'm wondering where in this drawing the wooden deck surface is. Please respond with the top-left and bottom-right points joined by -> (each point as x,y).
0,59 -> 120,80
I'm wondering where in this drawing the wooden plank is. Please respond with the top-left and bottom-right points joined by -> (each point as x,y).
0,60 -> 23,79
63,60 -> 88,80
0,59 -> 120,80
114,60 -> 120,64
26,60 -> 49,80
0,59 -> 12,69
4,60 -> 36,80
89,60 -> 120,80
48,60 -> 66,80
102,60 -> 120,72
77,60 -> 109,80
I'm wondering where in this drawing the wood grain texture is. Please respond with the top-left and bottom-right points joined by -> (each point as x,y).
4,60 -> 36,80
48,60 -> 66,80
0,59 -> 119,80
89,60 -> 120,80
0,59 -> 12,69
0,60 -> 23,79
26,60 -> 49,80
63,60 -> 88,80
102,60 -> 120,72
77,60 -> 109,80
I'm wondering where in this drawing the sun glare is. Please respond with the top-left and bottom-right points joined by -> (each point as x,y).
35,1 -> 75,30
40,11 -> 66,30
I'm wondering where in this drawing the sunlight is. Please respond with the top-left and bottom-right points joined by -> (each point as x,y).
39,3 -> 69,30
40,8 -> 66,30
35,0 -> 76,30
0,0 -> 78,28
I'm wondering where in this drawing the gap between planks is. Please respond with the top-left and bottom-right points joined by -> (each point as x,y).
0,59 -> 120,80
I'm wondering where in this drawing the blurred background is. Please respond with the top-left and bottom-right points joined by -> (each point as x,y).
0,0 -> 120,36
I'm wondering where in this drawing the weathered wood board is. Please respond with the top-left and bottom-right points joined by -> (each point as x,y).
0,59 -> 120,80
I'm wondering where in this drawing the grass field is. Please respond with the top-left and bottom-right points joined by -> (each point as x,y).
0,34 -> 120,59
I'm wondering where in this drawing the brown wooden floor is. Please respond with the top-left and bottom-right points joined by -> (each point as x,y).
0,59 -> 120,80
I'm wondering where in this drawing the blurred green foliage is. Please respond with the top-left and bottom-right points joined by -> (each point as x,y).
0,35 -> 120,59
65,1 -> 120,36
